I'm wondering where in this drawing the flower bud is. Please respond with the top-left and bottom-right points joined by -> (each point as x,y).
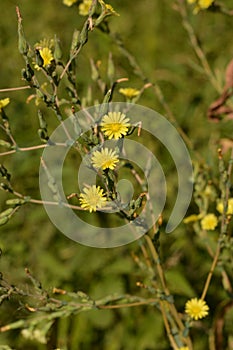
70,29 -> 80,56
6,198 -> 26,206
0,208 -> 14,218
54,35 -> 62,61
17,7 -> 29,55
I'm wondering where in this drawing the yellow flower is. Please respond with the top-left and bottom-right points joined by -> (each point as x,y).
0,98 -> 10,111
200,213 -> 218,230
79,185 -> 107,212
79,0 -> 92,16
92,148 -> 119,170
199,0 -> 214,9
183,214 -> 202,224
187,0 -> 214,13
119,88 -> 140,99
217,198 -> 233,215
39,47 -> 54,67
179,347 -> 189,350
100,111 -> 130,140
63,0 -> 78,6
185,298 -> 209,320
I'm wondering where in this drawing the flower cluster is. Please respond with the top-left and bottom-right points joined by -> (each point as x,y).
63,0 -> 119,17
184,196 -> 233,231
185,298 -> 209,320
187,0 -> 214,13
78,111 -> 131,212
217,197 -> 233,216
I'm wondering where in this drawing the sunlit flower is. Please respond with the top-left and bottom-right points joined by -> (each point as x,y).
0,98 -> 10,111
217,198 -> 233,215
63,0 -> 78,6
187,0 -> 214,13
119,88 -> 140,99
79,0 -> 92,16
92,148 -> 119,170
79,185 -> 107,212
179,347 -> 189,350
100,111 -> 130,140
39,47 -> 54,67
185,298 -> 209,320
200,213 -> 218,230
199,0 -> 214,9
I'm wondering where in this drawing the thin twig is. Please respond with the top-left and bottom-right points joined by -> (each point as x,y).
0,86 -> 31,93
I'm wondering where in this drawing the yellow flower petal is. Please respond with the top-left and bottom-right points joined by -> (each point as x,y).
217,198 -> 233,215
200,213 -> 218,230
198,0 -> 214,9
63,0 -> 78,6
39,47 -> 54,67
79,185 -> 107,212
100,111 -> 130,140
92,148 -> 119,170
0,98 -> 10,111
119,88 -> 140,99
185,298 -> 209,320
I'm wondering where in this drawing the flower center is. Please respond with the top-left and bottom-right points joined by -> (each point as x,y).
109,123 -> 122,132
192,306 -> 201,315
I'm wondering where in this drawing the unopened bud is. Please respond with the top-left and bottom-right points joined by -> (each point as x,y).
0,216 -> 9,226
6,198 -> 26,206
54,35 -> 62,61
0,208 -> 14,218
90,59 -> 99,81
79,20 -> 89,46
70,29 -> 80,56
16,7 -> 29,55
0,140 -> 11,148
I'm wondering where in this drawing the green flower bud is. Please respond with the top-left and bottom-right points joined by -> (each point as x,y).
90,59 -> 99,81
0,216 -> 9,226
0,208 -> 14,218
70,29 -> 80,56
6,198 -> 26,206
79,20 -> 89,46
16,7 -> 29,55
54,35 -> 62,61
38,110 -> 47,129
0,140 -> 11,148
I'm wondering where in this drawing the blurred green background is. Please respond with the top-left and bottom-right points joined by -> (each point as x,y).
0,0 -> 233,349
